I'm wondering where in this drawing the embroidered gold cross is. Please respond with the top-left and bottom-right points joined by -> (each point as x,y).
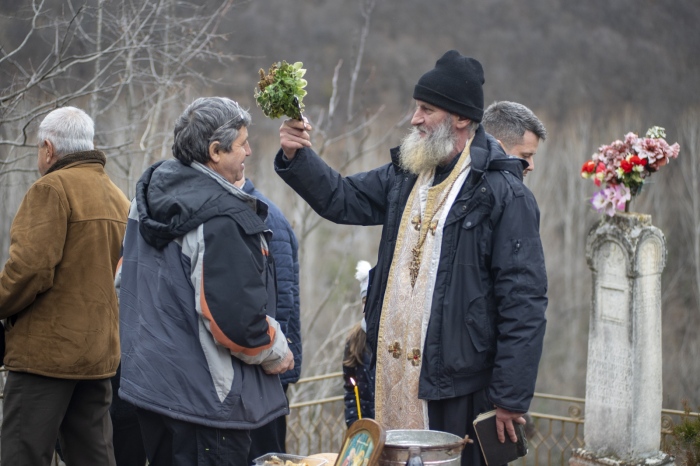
408,348 -> 421,366
388,341 -> 402,358
411,215 -> 421,231
429,220 -> 438,236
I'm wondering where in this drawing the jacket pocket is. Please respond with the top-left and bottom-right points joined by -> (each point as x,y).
441,273 -> 495,375
455,208 -> 490,268
512,237 -> 547,289
464,296 -> 494,353
461,205 -> 489,231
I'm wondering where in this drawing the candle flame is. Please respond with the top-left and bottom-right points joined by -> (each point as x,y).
350,377 -> 356,386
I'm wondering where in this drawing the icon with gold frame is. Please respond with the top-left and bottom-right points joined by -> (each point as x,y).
334,419 -> 385,466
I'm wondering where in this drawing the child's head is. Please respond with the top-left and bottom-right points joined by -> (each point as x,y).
355,260 -> 371,306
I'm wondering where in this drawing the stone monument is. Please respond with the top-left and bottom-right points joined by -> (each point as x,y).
570,212 -> 674,466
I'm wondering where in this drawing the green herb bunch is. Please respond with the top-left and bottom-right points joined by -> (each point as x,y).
254,61 -> 307,120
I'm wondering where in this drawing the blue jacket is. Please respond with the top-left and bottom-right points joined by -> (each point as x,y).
275,126 -> 548,413
117,160 -> 290,429
240,178 -> 302,385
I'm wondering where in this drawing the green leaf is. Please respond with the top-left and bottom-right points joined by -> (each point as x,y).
254,60 -> 308,120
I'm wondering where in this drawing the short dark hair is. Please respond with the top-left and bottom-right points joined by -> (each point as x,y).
172,97 -> 251,165
482,101 -> 546,148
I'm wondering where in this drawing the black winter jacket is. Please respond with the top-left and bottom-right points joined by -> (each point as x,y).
342,336 -> 375,426
275,126 -> 547,413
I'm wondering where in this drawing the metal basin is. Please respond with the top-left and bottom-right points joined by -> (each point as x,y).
379,429 -> 465,465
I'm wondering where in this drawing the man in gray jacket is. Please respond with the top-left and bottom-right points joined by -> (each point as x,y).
117,97 -> 293,466
275,51 -> 547,466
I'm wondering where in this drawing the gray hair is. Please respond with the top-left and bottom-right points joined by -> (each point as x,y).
37,107 -> 95,157
466,120 -> 479,139
482,101 -> 547,148
172,97 -> 251,165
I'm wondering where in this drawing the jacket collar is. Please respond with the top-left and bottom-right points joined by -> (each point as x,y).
474,126 -> 526,182
45,150 -> 106,176
389,146 -> 404,171
487,156 -> 527,181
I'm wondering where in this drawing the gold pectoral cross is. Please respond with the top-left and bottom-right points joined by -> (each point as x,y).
408,218 -> 439,287
409,244 -> 422,287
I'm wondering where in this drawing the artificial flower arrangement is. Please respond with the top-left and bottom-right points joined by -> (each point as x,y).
580,126 -> 680,216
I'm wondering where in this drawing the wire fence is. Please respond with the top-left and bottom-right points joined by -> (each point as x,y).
286,372 -> 696,465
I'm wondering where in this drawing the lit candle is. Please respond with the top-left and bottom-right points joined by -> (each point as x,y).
350,377 -> 362,419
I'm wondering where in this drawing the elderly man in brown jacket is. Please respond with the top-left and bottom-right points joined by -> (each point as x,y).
0,106 -> 130,466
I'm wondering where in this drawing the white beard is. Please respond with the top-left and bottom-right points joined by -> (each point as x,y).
399,117 -> 457,176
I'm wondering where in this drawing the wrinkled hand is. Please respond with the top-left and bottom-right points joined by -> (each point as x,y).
264,349 -> 294,375
495,407 -> 526,443
280,118 -> 312,159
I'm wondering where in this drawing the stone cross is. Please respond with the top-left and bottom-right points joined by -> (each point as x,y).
570,212 -> 673,466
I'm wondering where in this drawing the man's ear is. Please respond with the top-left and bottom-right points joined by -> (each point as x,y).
208,141 -> 220,163
44,139 -> 56,164
453,115 -> 472,130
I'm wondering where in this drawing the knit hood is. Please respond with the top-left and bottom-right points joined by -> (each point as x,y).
135,159 -> 266,249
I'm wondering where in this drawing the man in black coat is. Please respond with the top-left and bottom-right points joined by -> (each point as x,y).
275,50 -> 547,466
482,100 -> 547,178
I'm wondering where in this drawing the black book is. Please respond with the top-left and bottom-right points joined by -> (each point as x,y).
472,410 -> 528,465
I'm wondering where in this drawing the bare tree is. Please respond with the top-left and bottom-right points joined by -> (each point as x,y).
0,0 -> 236,253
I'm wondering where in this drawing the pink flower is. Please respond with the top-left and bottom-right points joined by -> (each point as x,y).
591,191 -> 608,213
590,184 -> 631,217
668,142 -> 680,159
610,184 -> 631,209
624,132 -> 638,144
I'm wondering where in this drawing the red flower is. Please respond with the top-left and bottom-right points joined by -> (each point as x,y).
620,159 -> 633,173
629,155 -> 647,166
581,160 -> 595,174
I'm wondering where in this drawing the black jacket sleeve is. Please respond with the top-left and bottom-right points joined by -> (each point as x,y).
200,216 -> 274,355
274,147 -> 393,226
488,174 -> 548,412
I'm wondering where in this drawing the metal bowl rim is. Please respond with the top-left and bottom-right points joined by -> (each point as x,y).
382,430 -> 465,452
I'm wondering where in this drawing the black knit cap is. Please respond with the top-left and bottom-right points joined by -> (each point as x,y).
413,50 -> 485,122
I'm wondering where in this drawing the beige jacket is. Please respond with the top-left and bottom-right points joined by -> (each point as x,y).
0,151 -> 130,379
